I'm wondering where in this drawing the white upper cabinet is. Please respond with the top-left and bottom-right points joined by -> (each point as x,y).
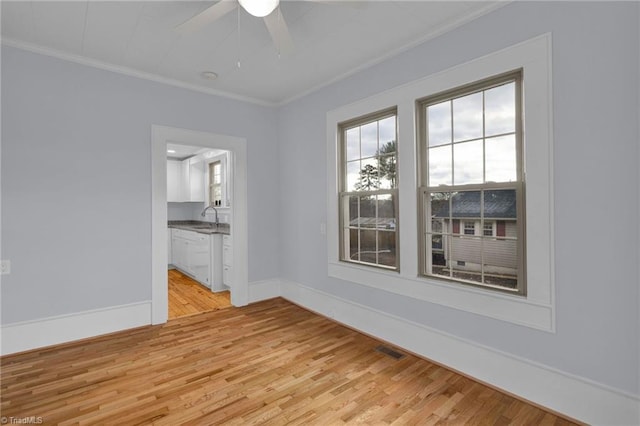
187,158 -> 204,202
167,158 -> 205,202
167,160 -> 182,202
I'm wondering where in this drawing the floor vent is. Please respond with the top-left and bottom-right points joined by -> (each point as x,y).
375,345 -> 406,360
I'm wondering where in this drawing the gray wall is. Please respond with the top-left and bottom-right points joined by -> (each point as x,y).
1,46 -> 280,323
277,2 -> 639,395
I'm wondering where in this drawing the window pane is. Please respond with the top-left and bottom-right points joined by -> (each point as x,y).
483,237 -> 517,268
346,127 -> 360,161
359,230 -> 377,264
378,116 -> 396,149
431,219 -> 444,234
377,194 -> 396,229
485,82 -> 515,137
349,229 -> 359,261
378,231 -> 396,267
454,139 -> 483,185
429,192 -> 450,231
427,101 -> 451,146
453,92 -> 483,142
429,234 -> 448,278
346,160 -> 360,192
361,122 -> 378,158
485,135 -> 516,183
451,191 -> 481,219
355,157 -> 379,191
378,154 -> 396,189
347,195 -> 359,223
451,236 -> 483,284
358,196 -> 376,228
429,145 -> 452,186
483,238 -> 518,289
484,189 -> 517,222
431,233 -> 443,251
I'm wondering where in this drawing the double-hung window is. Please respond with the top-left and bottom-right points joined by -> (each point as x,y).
339,109 -> 398,270
419,71 -> 525,294
329,36 -> 553,329
209,161 -> 222,206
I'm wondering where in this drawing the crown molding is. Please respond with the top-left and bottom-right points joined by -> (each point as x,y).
1,38 -> 277,108
276,1 -> 511,106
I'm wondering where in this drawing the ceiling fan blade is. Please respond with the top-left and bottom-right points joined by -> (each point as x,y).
175,1 -> 238,34
263,9 -> 295,56
300,0 -> 366,9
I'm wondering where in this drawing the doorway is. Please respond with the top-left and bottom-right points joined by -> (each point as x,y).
166,144 -> 233,318
151,125 -> 249,325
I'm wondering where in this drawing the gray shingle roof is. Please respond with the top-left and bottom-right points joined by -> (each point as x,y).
431,190 -> 516,219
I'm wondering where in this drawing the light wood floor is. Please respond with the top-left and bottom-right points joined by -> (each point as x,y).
0,298 -> 577,425
168,269 -> 231,320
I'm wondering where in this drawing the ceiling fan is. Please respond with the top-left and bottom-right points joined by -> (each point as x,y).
176,0 -> 295,56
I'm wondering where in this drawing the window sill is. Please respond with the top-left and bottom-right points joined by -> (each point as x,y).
328,261 -> 554,332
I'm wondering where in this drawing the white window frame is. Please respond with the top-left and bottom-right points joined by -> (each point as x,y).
483,221 -> 495,237
338,109 -> 399,271
209,160 -> 223,206
326,34 -> 555,332
418,71 -> 525,295
463,221 -> 476,236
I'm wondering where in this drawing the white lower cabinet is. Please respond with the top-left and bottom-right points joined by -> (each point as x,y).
171,229 -> 225,291
222,235 -> 232,288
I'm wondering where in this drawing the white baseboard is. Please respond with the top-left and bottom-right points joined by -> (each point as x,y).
280,280 -> 640,426
1,301 -> 151,356
2,280 -> 637,424
248,278 -> 281,304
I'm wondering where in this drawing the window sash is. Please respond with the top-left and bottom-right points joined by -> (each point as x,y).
417,70 -> 525,295
338,108 -> 399,271
209,161 -> 223,205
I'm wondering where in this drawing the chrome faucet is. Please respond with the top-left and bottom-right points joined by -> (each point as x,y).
200,203 -> 219,226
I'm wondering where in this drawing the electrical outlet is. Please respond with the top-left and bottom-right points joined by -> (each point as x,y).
320,223 -> 326,235
1,260 -> 10,275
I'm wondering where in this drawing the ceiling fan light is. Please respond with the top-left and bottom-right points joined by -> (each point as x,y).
238,0 -> 279,17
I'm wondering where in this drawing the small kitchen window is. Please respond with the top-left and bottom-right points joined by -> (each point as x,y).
209,161 -> 222,206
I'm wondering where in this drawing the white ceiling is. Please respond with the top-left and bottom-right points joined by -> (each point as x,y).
1,1 -> 503,105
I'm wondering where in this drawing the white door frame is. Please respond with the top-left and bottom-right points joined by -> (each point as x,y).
151,125 -> 249,324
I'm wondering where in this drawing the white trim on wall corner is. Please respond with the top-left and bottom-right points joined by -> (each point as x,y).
280,280 -> 640,426
248,279 -> 281,304
151,125 -> 250,324
0,301 -> 151,356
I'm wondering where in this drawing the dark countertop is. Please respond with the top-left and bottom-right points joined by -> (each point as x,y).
168,220 -> 230,235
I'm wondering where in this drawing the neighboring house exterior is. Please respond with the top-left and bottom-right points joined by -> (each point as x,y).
431,190 -> 518,279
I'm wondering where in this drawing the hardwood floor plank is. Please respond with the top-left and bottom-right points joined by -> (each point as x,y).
1,298 -> 579,425
168,269 -> 230,320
